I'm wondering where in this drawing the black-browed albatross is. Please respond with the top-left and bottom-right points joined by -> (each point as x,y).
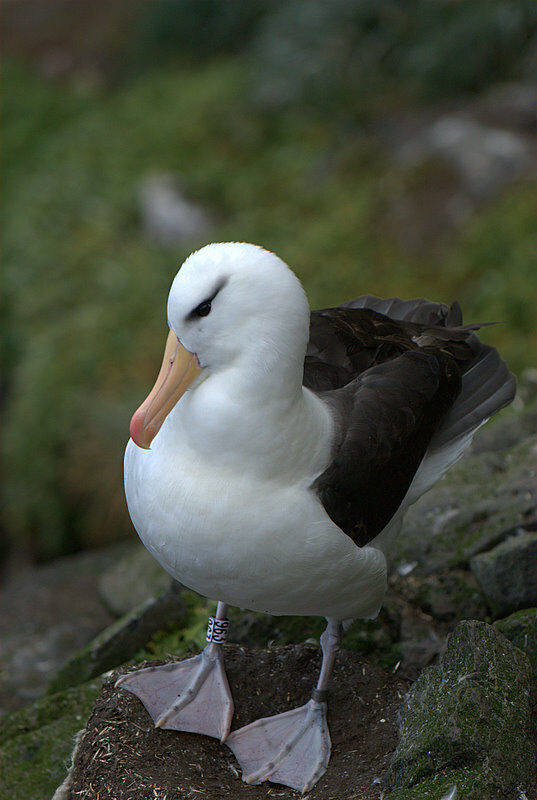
116,242 -> 515,792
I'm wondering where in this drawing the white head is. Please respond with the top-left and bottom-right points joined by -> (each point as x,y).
130,243 -> 311,448
167,242 -> 310,371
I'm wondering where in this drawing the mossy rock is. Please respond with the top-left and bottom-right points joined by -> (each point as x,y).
395,568 -> 488,623
495,607 -> 537,673
386,620 -> 536,799
471,532 -> 537,617
385,768 -> 479,800
48,581 -> 187,694
0,680 -> 101,800
98,543 -> 171,617
394,436 -> 537,574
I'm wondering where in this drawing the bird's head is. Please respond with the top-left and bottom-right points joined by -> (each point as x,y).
129,242 -> 310,449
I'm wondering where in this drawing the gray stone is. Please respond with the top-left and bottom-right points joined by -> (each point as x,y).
393,435 -> 537,575
47,580 -> 187,694
139,173 -> 212,244
98,541 -> 170,616
471,532 -> 537,617
393,568 -> 488,624
0,547 -> 117,715
426,115 -> 534,199
495,607 -> 537,673
477,82 -> 537,131
394,113 -> 535,201
469,403 -> 537,455
386,621 -> 536,799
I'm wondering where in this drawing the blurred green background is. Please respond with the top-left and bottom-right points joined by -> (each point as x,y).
2,0 -> 537,565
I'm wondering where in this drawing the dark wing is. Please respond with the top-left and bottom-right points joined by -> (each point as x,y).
305,300 -> 516,546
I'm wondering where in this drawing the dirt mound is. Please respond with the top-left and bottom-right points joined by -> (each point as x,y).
70,643 -> 408,799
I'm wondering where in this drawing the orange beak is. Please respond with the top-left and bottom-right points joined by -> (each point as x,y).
129,330 -> 202,449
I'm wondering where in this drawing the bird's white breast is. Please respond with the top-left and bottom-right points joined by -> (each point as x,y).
124,396 -> 387,621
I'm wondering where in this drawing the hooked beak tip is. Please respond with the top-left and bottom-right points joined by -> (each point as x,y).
129,410 -> 152,449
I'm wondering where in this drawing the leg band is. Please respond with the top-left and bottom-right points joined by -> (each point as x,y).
311,688 -> 328,703
206,616 -> 229,644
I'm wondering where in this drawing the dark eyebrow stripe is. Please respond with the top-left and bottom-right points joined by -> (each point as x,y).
186,277 -> 228,320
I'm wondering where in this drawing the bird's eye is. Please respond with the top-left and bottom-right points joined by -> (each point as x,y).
195,300 -> 212,317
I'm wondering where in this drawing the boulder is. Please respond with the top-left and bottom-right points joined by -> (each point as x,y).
393,436 -> 537,574
0,546 -> 117,714
477,82 -> 537,131
98,542 -> 170,617
386,621 -> 536,799
495,607 -> 537,673
0,680 -> 101,800
393,568 -> 488,623
470,532 -> 537,616
48,580 -> 187,694
469,404 -> 537,456
425,115 -> 534,199
139,173 -> 212,245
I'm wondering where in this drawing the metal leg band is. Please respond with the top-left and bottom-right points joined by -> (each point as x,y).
206,616 -> 229,644
311,688 -> 328,703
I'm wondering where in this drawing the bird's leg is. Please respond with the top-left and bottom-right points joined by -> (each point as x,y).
226,618 -> 342,793
115,601 -> 234,741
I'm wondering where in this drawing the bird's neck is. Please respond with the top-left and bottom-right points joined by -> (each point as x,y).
162,344 -> 333,483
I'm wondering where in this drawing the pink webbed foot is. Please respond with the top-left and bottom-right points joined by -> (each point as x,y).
226,698 -> 330,793
115,643 -> 234,742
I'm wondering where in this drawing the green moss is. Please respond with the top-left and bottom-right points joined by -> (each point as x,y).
385,767 -> 496,800
394,436 -> 537,572
387,621 -> 535,796
0,681 -> 101,800
495,607 -> 537,673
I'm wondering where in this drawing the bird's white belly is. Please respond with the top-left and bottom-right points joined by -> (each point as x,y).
124,439 -> 387,620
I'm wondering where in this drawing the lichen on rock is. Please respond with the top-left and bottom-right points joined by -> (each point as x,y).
393,435 -> 537,574
386,620 -> 537,799
495,607 -> 537,673
471,532 -> 537,617
0,680 -> 101,800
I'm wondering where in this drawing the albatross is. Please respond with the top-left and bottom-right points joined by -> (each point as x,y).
116,242 -> 515,792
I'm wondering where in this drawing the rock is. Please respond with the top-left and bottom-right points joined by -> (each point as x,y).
398,604 -> 444,681
495,607 -> 537,673
477,82 -> 537,131
0,547 -> 117,715
386,621 -> 536,799
469,403 -> 537,455
470,532 -> 537,617
48,581 -> 187,694
68,644 -> 408,799
139,173 -> 212,245
98,541 -> 170,616
393,568 -> 488,624
426,115 -> 534,199
0,679 -> 101,800
392,112 -> 535,201
393,435 -> 537,575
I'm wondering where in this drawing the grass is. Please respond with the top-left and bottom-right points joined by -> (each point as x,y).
2,58 -> 536,559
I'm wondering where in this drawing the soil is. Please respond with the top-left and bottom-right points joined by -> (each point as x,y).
69,643 -> 409,800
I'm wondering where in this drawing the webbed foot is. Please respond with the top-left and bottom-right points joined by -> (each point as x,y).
115,643 -> 233,741
226,698 -> 330,793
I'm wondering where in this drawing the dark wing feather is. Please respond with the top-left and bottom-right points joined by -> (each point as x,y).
341,294 -> 463,325
305,300 -> 516,546
312,349 -> 461,545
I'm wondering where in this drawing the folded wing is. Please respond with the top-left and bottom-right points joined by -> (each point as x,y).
304,299 -> 516,546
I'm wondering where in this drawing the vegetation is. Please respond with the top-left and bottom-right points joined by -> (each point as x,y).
2,2 -> 537,562
133,0 -> 537,103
